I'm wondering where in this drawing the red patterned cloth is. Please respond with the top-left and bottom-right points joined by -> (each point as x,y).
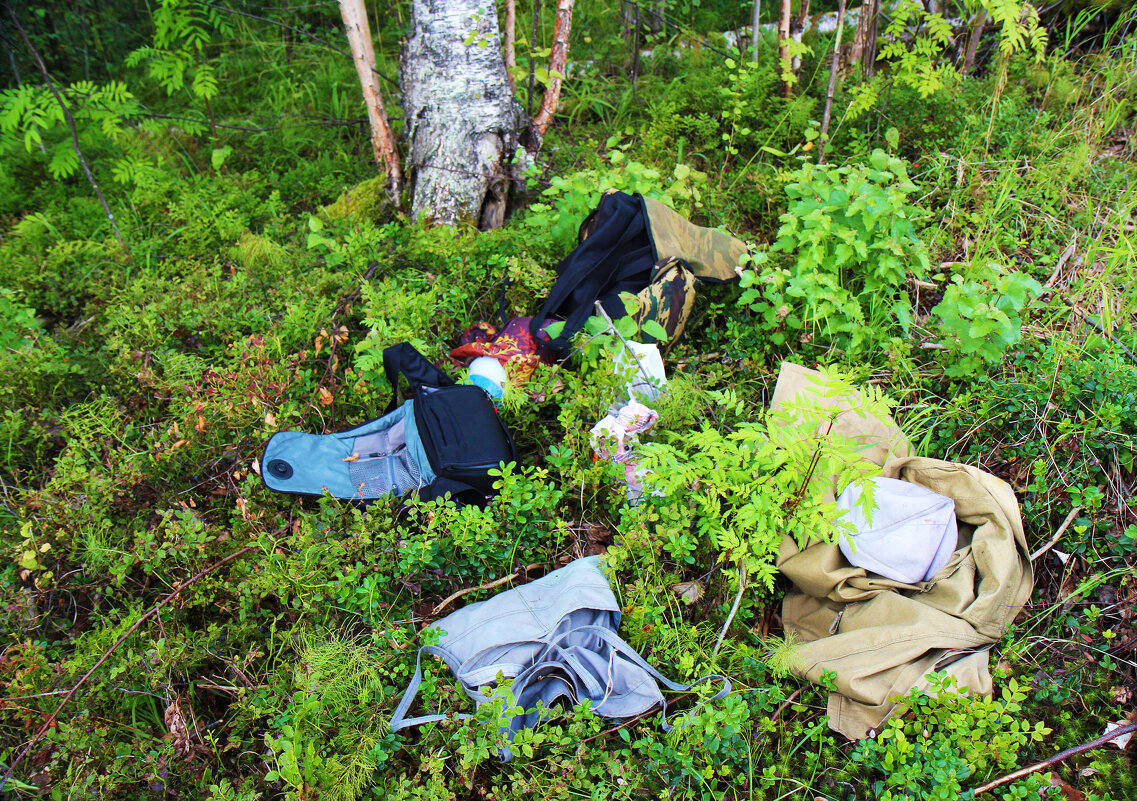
451,317 -> 558,385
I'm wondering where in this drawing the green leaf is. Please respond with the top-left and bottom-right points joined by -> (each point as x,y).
211,146 -> 232,171
640,319 -> 669,342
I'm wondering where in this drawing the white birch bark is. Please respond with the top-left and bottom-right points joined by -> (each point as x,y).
401,0 -> 522,228
750,0 -> 761,62
778,0 -> 792,95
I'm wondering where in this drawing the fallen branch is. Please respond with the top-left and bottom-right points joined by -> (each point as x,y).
754,682 -> 809,746
1030,506 -> 1081,562
592,300 -> 665,397
1069,300 -> 1137,367
565,692 -> 693,749
0,544 -> 259,792
432,563 -> 545,615
711,563 -> 747,662
973,720 -> 1137,795
1042,240 -> 1078,291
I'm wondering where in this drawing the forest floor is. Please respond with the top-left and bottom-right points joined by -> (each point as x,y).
1,4 -> 1137,800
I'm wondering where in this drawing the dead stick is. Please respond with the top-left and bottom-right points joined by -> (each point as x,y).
532,0 -> 575,139
711,562 -> 747,662
753,686 -> 805,746
1042,240 -> 1077,291
0,544 -> 258,791
592,300 -> 663,397
1030,507 -> 1081,562
432,563 -> 545,614
973,721 -> 1137,795
568,692 -> 694,749
770,686 -> 805,724
6,3 -> 126,250
1069,300 -> 1137,366
817,0 -> 846,164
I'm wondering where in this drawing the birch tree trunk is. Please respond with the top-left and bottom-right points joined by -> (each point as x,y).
339,0 -> 402,202
790,0 -> 808,74
778,0 -> 792,96
750,0 -> 761,63
401,0 -> 522,228
504,0 -> 516,88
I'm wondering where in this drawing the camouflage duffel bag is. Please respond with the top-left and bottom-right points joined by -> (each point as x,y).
631,257 -> 696,353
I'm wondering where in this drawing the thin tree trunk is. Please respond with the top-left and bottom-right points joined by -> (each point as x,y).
283,0 -> 293,64
621,0 -> 635,38
961,8 -> 988,74
7,6 -> 126,251
197,48 -> 217,138
339,0 -> 402,203
750,0 -> 761,62
532,0 -> 574,140
849,0 -> 879,78
504,0 -> 516,89
401,0 -> 521,228
648,0 -> 665,34
817,0 -> 846,164
863,0 -> 880,77
778,0 -> 792,95
631,1 -> 641,97
528,0 -> 541,119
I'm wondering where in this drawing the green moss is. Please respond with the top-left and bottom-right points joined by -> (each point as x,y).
323,175 -> 395,224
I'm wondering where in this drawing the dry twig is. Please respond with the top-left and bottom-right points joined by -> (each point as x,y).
1030,506 -> 1082,562
973,721 -> 1137,795
6,4 -> 126,250
432,563 -> 545,615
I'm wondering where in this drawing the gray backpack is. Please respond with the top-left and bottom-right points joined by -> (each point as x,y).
389,556 -> 730,759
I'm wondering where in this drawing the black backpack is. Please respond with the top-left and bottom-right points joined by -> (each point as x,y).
530,190 -> 747,356
530,191 -> 657,355
261,343 -> 515,507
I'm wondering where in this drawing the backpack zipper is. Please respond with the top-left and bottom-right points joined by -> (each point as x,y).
439,460 -> 501,471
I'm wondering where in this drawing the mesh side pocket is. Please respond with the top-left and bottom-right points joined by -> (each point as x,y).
391,449 -> 424,495
349,458 -> 393,499
347,450 -> 424,498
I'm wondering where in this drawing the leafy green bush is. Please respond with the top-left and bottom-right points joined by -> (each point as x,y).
738,149 -> 929,356
524,156 -> 708,250
607,370 -> 895,644
931,269 -> 1044,377
852,673 -> 1052,800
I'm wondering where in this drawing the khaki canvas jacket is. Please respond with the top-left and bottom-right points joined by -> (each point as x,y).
772,363 -> 1034,739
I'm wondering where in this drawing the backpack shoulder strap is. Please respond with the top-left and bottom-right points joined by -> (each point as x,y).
389,644 -> 472,732
559,625 -> 732,730
383,342 -> 455,414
